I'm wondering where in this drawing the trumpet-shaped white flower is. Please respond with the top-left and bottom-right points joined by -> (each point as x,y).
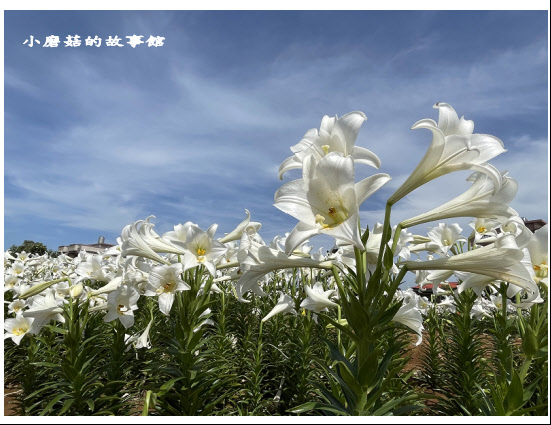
136,319 -> 153,349
392,295 -> 424,345
262,292 -> 297,322
103,285 -> 140,328
526,224 -> 548,286
512,293 -> 545,309
405,233 -> 538,297
4,314 -> 34,345
400,168 -> 517,229
23,289 -> 65,330
4,274 -> 20,292
501,215 -> 533,250
438,296 -> 456,314
236,245 -> 332,301
426,223 -> 466,256
9,261 -> 25,276
4,250 -> 16,265
490,294 -> 516,313
470,297 -> 495,320
218,209 -> 262,244
76,254 -> 114,282
470,217 -> 502,244
144,263 -> 190,315
180,224 -> 228,276
89,276 -> 123,297
278,111 -> 381,179
275,152 -> 390,254
388,103 -> 506,205
121,217 -> 186,265
162,221 -> 197,244
8,299 -> 27,315
300,282 -> 338,313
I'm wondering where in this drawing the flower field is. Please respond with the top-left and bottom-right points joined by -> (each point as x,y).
4,103 -> 548,416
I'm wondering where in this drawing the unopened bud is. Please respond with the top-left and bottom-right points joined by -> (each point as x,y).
69,283 -> 84,298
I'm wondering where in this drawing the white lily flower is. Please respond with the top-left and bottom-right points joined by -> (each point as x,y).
103,285 -> 140,329
456,272 -> 495,296
162,221 -> 197,244
121,217 -> 185,265
8,299 -> 27,315
75,254 -> 114,283
426,223 -> 466,256
218,209 -> 262,244
394,226 -> 414,260
4,250 -> 16,264
392,296 -> 424,345
300,282 -> 338,314
9,261 -> 25,276
236,245 -> 332,301
180,224 -> 228,276
23,289 -> 66,330
278,111 -> 381,179
470,217 -> 502,244
89,276 -> 123,297
275,152 -> 390,254
388,103 -> 506,205
512,293 -> 545,309
144,263 -> 190,315
4,314 -> 34,345
490,294 -> 516,313
405,234 -> 539,297
400,168 -> 517,229
136,319 -> 153,349
501,215 -> 533,250
262,292 -> 297,322
4,274 -> 19,292
526,224 -> 548,286
438,296 -> 456,314
470,297 -> 495,320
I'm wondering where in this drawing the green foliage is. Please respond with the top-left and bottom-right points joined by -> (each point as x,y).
9,240 -> 50,256
5,262 -> 548,416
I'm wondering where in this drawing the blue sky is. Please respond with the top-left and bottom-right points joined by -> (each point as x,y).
3,10 -> 549,252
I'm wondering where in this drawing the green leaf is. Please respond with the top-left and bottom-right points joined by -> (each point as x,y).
506,371 -> 524,412
58,398 -> 75,415
40,393 -> 67,415
288,402 -> 348,415
86,398 -> 95,412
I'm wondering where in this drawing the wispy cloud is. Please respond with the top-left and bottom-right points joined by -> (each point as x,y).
4,11 -> 548,251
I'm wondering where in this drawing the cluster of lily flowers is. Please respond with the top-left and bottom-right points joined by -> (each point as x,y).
4,103 -> 548,347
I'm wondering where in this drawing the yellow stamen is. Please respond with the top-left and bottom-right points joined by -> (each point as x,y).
13,327 -> 27,336
477,226 -> 487,233
197,248 -> 206,256
315,214 -> 329,228
321,145 -> 330,155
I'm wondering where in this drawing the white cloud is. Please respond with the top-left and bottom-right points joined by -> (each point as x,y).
4,15 -> 548,252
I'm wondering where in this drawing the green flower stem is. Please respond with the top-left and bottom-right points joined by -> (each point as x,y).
337,304 -> 342,348
331,266 -> 346,296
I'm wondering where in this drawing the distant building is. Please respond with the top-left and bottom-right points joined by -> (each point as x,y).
412,282 -> 459,299
522,218 -> 547,233
58,236 -> 114,258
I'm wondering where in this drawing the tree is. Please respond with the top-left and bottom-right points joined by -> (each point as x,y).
9,240 -> 50,256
